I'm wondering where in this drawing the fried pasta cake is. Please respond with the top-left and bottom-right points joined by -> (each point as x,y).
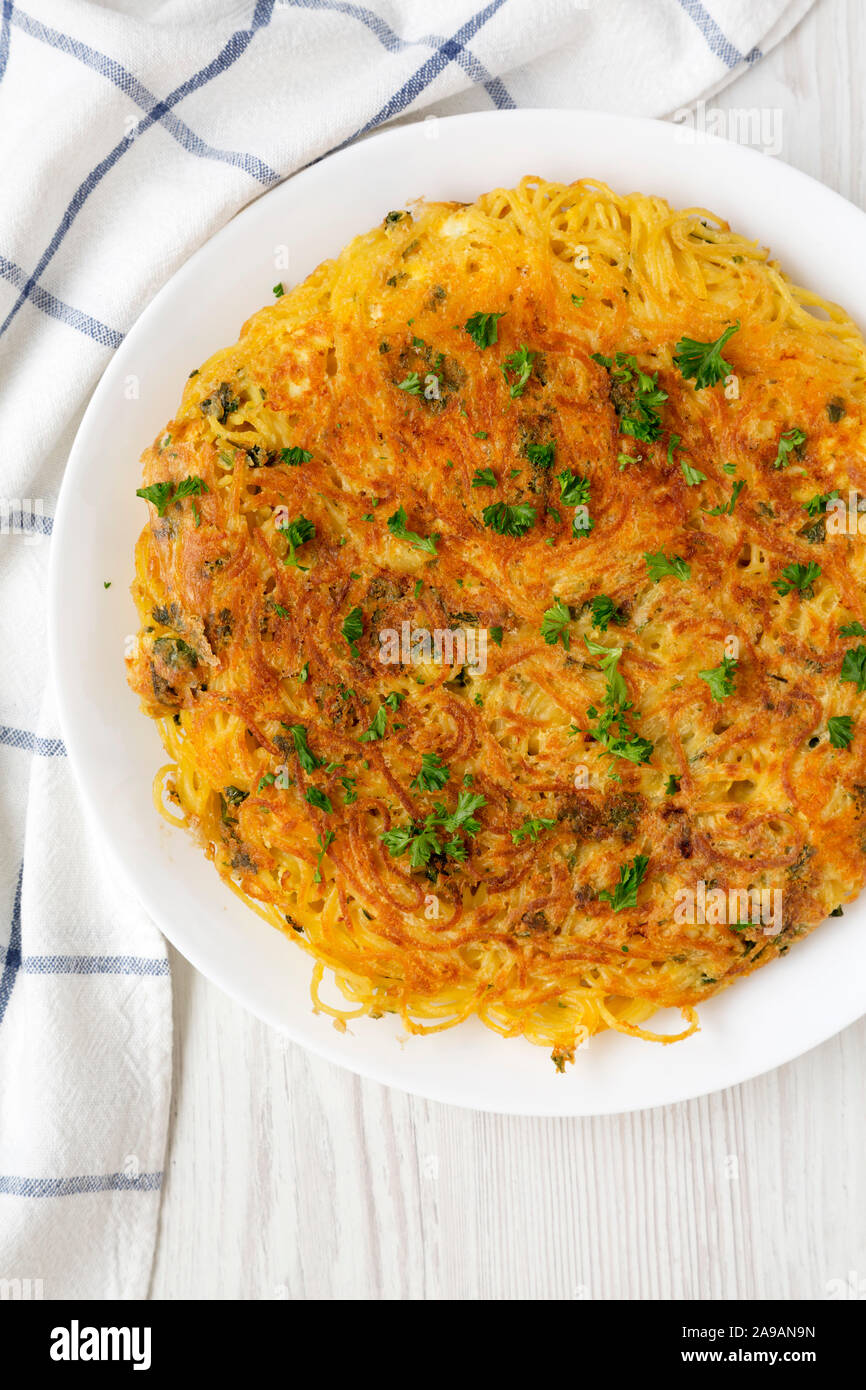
127,176 -> 866,1066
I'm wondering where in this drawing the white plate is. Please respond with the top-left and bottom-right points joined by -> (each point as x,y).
49,109 -> 866,1116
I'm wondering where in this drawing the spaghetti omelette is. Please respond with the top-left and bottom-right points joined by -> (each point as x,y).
127,176 -> 866,1067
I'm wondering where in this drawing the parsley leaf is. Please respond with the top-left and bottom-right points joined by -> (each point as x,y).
501,344 -> 535,398
411,753 -> 450,793
512,817 -> 556,846
803,490 -> 840,517
558,470 -> 590,507
136,475 -> 209,517
341,605 -> 363,659
840,622 -> 866,638
525,440 -> 556,469
482,501 -> 536,537
590,594 -> 626,632
598,854 -> 649,912
285,723 -> 321,773
593,351 -> 667,442
464,311 -> 506,348
540,597 -> 571,649
583,637 -> 653,765
681,458 -> 707,486
704,479 -> 745,516
828,715 -> 855,749
305,787 -> 333,814
313,830 -> 334,883
644,551 -> 691,583
673,322 -> 739,390
280,515 -> 316,570
280,446 -> 313,466
840,644 -> 866,693
698,655 -> 738,702
772,561 -> 821,598
387,505 -> 439,555
358,707 -> 388,743
471,468 -> 497,488
397,372 -> 421,394
773,427 -> 807,469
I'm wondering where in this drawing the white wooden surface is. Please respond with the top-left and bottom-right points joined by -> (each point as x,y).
149,0 -> 866,1301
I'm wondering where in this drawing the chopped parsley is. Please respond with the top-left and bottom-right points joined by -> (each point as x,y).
598,853 -> 649,912
540,597 -> 571,649
672,322 -> 739,389
285,723 -> 321,773
590,594 -> 626,631
828,715 -> 855,749
397,372 -> 421,394
464,311 -> 506,348
591,351 -> 667,443
489,625 -> 504,646
557,470 -> 590,507
136,475 -> 209,517
644,551 -> 691,583
680,458 -> 707,487
665,774 -> 680,795
840,645 -> 866,693
583,636 -> 653,765
772,561 -> 821,598
280,446 -> 313,466
411,752 -> 450,793
381,790 -> 487,873
340,775 -> 358,805
839,622 -> 866,638
773,427 -> 807,469
341,605 -> 364,659
511,817 -> 556,846
482,501 -> 536,537
313,830 -> 334,883
698,655 -> 738,702
359,706 -> 388,743
305,787 -> 333,814
525,440 -> 556,469
273,282 -> 285,298
280,515 -> 316,570
471,467 -> 497,488
501,344 -> 535,399
704,479 -> 745,516
387,505 -> 439,555
803,489 -> 840,517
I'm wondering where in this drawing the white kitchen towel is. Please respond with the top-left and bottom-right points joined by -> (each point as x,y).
0,0 -> 814,1301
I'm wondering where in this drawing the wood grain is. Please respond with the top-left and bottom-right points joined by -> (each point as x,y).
149,0 -> 866,1301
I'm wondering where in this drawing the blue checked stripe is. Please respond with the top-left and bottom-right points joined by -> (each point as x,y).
351,0 -> 511,139
0,1171 -> 162,1196
284,0 -> 514,108
0,0 -> 11,83
0,500 -> 54,535
11,5 -> 279,186
19,955 -> 169,976
0,255 -> 123,348
676,0 -> 762,68
0,726 -> 65,756
0,864 -> 22,1029
0,0 -> 277,341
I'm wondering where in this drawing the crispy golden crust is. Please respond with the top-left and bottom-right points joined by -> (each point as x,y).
127,176 -> 866,1062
